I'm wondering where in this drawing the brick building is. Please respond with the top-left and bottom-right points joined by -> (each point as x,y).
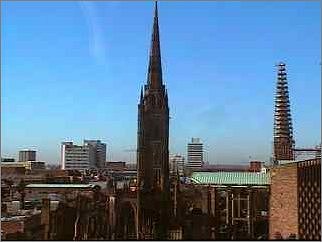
269,158 -> 321,240
1,212 -> 42,240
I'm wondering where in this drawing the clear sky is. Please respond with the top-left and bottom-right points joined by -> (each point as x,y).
1,1 -> 321,165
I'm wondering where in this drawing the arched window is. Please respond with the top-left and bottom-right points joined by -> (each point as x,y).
158,97 -> 163,108
151,95 -> 156,107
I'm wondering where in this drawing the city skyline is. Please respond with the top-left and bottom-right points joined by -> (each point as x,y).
2,1 -> 321,165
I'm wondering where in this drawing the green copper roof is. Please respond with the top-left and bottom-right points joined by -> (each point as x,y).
191,172 -> 270,186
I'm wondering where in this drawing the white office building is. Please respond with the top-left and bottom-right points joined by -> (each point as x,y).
61,141 -> 96,171
187,138 -> 203,169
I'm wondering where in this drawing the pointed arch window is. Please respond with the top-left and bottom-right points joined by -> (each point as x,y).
151,95 -> 156,107
153,168 -> 161,187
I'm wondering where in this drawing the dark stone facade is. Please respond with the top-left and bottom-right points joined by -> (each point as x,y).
137,2 -> 170,240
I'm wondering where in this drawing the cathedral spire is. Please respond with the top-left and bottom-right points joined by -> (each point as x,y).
137,2 -> 170,239
147,1 -> 163,89
140,86 -> 144,102
273,62 -> 295,162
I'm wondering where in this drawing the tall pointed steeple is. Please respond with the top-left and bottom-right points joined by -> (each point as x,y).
137,2 -> 170,240
273,62 -> 295,163
140,86 -> 144,101
147,1 -> 163,89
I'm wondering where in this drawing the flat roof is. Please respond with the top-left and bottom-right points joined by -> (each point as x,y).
25,184 -> 95,189
191,171 -> 270,186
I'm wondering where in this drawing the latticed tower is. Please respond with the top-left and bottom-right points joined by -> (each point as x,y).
273,62 -> 295,163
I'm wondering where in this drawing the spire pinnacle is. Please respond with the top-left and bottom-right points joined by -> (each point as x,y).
154,1 -> 158,20
140,86 -> 144,101
147,1 -> 163,89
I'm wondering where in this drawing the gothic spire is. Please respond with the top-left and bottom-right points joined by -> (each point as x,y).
273,62 -> 295,161
147,1 -> 163,89
140,86 -> 144,102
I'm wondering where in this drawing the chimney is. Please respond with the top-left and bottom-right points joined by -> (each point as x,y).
249,161 -> 262,172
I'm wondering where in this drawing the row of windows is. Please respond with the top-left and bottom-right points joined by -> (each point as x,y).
65,160 -> 89,163
65,164 -> 89,167
65,148 -> 89,151
66,161 -> 89,164
65,153 -> 89,156
65,157 -> 89,160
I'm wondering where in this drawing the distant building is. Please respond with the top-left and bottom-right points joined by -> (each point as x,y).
104,161 -> 126,171
1,162 -> 26,180
249,161 -> 263,172
19,150 -> 36,162
192,161 -> 263,173
1,210 -> 42,240
24,161 -> 46,170
126,163 -> 137,171
170,154 -> 185,176
61,141 -> 96,171
187,138 -> 203,169
84,140 -> 107,168
1,161 -> 45,171
24,183 -> 96,201
1,158 -> 15,162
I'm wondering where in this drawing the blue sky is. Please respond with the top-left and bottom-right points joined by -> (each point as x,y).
1,1 -> 321,164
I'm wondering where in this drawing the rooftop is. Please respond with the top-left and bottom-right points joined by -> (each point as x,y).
191,171 -> 270,186
26,184 -> 95,189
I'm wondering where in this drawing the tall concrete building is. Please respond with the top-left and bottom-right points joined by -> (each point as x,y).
187,138 -> 203,168
170,154 -> 185,176
61,140 -> 106,170
137,2 -> 170,240
273,63 -> 295,163
61,141 -> 96,171
19,150 -> 36,162
84,140 -> 107,168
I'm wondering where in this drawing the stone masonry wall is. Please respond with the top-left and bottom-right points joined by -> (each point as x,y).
269,163 -> 298,239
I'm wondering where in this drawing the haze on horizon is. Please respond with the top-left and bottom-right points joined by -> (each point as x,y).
1,1 -> 321,165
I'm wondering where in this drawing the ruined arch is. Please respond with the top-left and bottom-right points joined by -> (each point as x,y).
116,200 -> 138,240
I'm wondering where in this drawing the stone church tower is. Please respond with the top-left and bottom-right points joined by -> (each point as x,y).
137,2 -> 170,240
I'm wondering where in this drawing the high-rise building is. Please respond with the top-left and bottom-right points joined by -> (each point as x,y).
273,63 -> 295,163
19,150 -> 36,162
137,2 -> 170,240
61,141 -> 96,171
84,140 -> 107,168
187,138 -> 203,168
170,154 -> 185,177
